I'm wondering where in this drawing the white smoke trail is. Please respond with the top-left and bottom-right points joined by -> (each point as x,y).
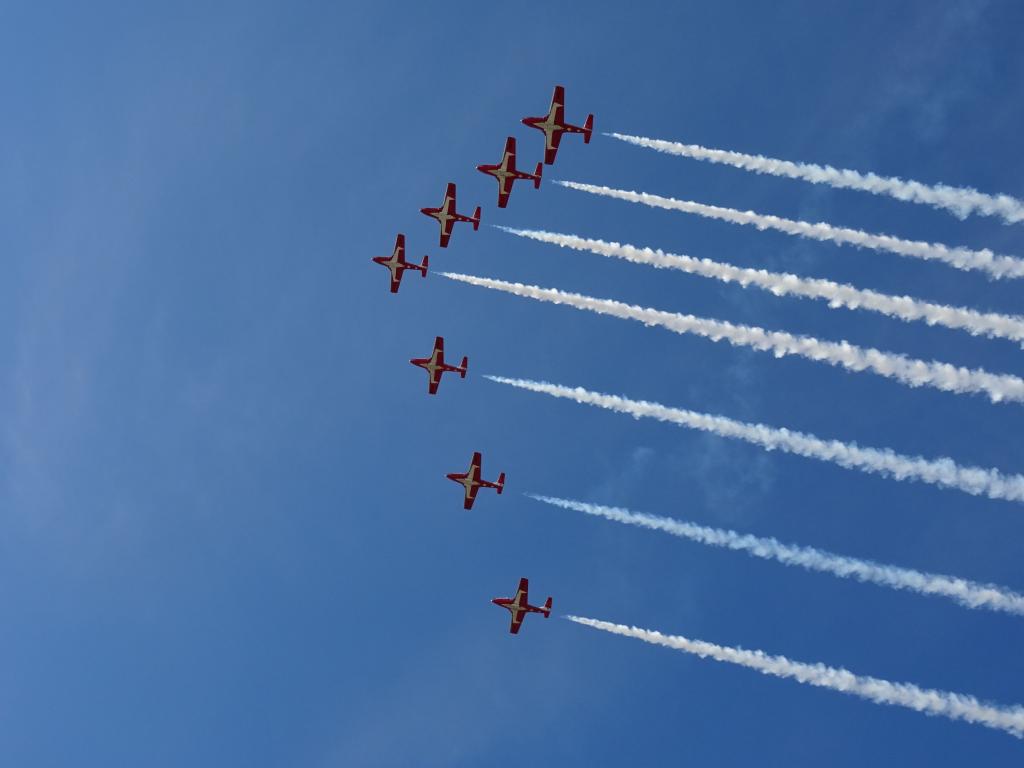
555,181 -> 1024,279
606,132 -> 1024,225
567,615 -> 1024,738
532,495 -> 1024,616
500,227 -> 1024,344
442,272 -> 1024,404
484,376 -> 1024,503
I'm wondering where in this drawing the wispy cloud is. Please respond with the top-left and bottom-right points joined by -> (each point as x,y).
443,272 -> 1024,405
484,375 -> 1024,503
567,615 -> 1024,738
501,227 -> 1024,344
606,132 -> 1024,224
555,181 -> 1024,279
533,495 -> 1024,616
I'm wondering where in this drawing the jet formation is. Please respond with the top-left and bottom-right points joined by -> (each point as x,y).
370,85 -> 592,633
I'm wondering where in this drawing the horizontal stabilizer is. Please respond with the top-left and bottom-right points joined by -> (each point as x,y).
542,597 -> 552,617
460,356 -> 468,377
421,254 -> 429,274
496,472 -> 506,493
583,114 -> 594,143
533,162 -> 543,189
472,207 -> 481,230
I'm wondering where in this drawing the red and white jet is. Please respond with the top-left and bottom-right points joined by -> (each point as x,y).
476,136 -> 542,208
522,85 -> 594,165
492,577 -> 552,634
371,234 -> 428,294
409,336 -> 467,395
420,183 -> 481,248
446,451 -> 505,510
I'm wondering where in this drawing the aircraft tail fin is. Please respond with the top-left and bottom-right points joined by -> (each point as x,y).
583,114 -> 594,143
542,597 -> 552,617
472,207 -> 481,230
533,162 -> 543,189
496,472 -> 505,494
420,254 -> 429,275
460,356 -> 468,377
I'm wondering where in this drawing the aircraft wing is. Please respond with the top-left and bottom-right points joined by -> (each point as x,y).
544,131 -> 563,165
550,85 -> 566,119
509,608 -> 525,634
496,183 -> 511,209
430,339 -> 444,393
516,577 -> 529,604
546,86 -> 566,163
389,272 -> 402,293
499,137 -> 517,208
463,482 -> 479,510
439,184 -> 455,246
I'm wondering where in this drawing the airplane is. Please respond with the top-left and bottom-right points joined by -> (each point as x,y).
420,183 -> 481,248
522,85 -> 594,165
492,577 -> 552,634
371,234 -> 428,293
409,336 -> 467,394
446,451 -> 504,510
476,136 -> 542,208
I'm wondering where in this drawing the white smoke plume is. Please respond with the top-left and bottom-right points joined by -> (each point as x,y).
567,615 -> 1024,738
484,376 -> 1024,504
606,132 -> 1024,225
500,227 -> 1024,344
442,272 -> 1024,404
555,181 -> 1024,280
532,495 -> 1024,616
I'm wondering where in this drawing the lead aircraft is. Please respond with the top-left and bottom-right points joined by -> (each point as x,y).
492,578 -> 552,634
476,136 -> 542,208
409,336 -> 467,394
522,85 -> 594,165
420,183 -> 481,247
446,451 -> 504,510
371,234 -> 428,293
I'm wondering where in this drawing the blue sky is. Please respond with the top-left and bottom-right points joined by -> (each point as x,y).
1,1 -> 1023,764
